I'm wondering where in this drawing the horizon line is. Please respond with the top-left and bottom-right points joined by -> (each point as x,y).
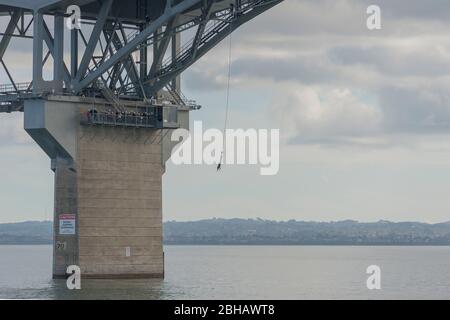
1,218 -> 450,225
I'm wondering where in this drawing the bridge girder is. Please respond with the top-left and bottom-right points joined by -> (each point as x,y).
0,0 -> 283,109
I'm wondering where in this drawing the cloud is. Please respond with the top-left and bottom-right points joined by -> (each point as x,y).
179,0 -> 450,146
183,67 -> 229,91
272,86 -> 382,144
329,44 -> 450,77
377,85 -> 450,133
0,113 -> 31,145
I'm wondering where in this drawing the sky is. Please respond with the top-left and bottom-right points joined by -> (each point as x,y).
2,0 -> 450,223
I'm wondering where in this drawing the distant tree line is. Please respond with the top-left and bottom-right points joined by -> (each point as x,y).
1,219 -> 450,245
163,218 -> 450,245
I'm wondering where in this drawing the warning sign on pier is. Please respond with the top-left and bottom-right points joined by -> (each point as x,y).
59,214 -> 76,235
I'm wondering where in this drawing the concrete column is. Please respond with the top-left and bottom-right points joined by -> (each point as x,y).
52,157 -> 79,278
77,124 -> 164,278
25,98 -> 184,279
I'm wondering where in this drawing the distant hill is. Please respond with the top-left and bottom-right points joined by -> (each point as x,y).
0,221 -> 52,244
1,219 -> 450,245
164,218 -> 450,245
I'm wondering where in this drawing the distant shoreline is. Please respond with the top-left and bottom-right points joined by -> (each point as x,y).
2,243 -> 450,246
2,219 -> 450,246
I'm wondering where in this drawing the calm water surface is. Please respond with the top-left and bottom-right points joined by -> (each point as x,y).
0,245 -> 449,299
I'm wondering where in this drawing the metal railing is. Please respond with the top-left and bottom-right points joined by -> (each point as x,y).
155,0 -> 265,77
0,82 -> 32,94
81,104 -> 180,128
82,111 -> 158,128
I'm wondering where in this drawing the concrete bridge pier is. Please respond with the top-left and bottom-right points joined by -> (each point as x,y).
51,157 -> 79,277
24,97 -> 187,279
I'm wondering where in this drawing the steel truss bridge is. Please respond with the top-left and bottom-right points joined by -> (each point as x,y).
0,0 -> 283,113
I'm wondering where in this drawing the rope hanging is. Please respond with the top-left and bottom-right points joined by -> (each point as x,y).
217,20 -> 233,171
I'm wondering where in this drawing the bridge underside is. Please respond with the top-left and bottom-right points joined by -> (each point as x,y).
0,0 -> 282,107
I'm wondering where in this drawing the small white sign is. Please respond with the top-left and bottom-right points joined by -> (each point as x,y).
59,214 -> 76,235
125,246 -> 131,257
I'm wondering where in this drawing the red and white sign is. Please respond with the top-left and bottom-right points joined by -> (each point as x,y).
59,214 -> 76,235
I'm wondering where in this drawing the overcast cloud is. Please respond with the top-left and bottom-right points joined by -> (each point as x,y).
183,0 -> 450,145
